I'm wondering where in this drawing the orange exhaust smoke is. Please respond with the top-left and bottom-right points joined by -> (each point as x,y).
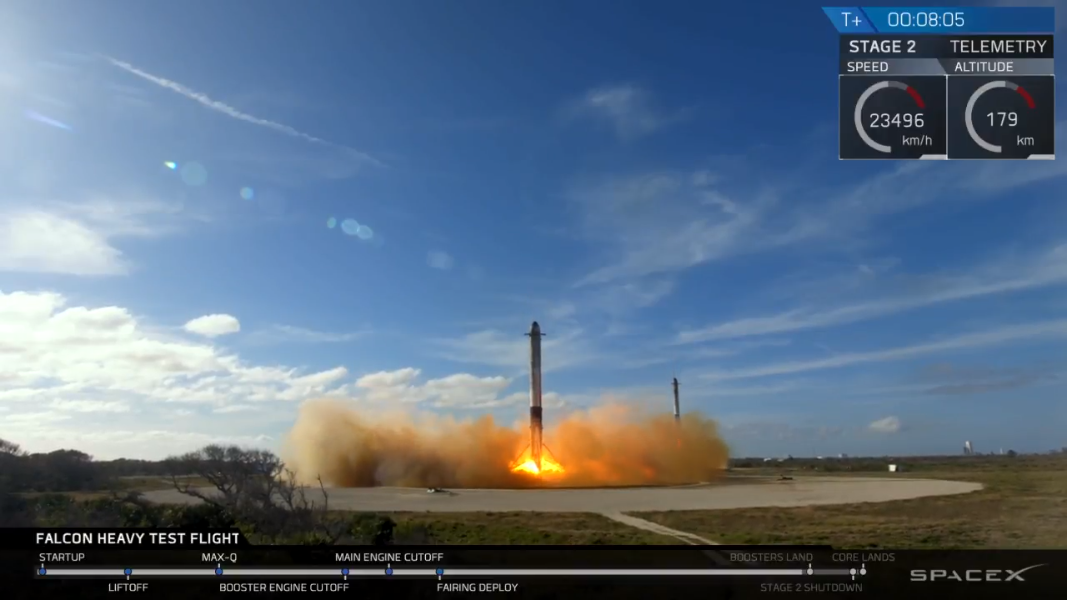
283,399 -> 729,488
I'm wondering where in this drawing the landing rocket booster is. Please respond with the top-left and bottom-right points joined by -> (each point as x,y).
527,321 -> 544,472
672,377 -> 680,422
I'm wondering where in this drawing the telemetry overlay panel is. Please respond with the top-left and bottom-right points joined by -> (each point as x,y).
824,7 -> 1056,160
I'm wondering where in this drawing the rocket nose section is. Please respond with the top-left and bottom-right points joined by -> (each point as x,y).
531,321 -> 540,331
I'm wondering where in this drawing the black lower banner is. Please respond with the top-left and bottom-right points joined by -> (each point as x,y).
1,528 -> 1064,598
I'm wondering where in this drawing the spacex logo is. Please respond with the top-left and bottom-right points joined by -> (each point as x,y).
910,564 -> 1047,582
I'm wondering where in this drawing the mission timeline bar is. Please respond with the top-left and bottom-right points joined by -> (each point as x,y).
36,567 -> 846,577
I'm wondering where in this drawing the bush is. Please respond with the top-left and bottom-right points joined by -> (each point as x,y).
0,438 -> 438,544
160,503 -> 237,529
163,445 -> 348,544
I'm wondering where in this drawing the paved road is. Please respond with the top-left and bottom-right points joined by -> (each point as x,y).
141,477 -> 981,513
603,511 -> 720,545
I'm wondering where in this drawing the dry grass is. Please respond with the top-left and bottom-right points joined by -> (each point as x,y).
632,456 -> 1067,548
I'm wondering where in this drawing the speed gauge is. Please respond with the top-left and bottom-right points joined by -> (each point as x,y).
840,75 -> 947,160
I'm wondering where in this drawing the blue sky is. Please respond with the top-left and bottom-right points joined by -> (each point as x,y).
1,1 -> 1064,460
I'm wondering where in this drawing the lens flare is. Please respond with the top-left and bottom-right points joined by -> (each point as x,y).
355,224 -> 374,240
327,217 -> 337,229
341,219 -> 361,236
240,187 -> 255,200
283,399 -> 730,489
164,161 -> 178,170
180,162 -> 208,186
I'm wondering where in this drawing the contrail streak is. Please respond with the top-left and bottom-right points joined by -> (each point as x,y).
103,56 -> 383,168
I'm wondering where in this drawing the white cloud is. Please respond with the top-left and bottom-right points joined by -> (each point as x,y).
56,196 -> 188,238
213,405 -> 257,414
868,416 -> 902,434
571,142 -> 1067,286
427,250 -> 455,270
0,290 -> 556,458
432,328 -> 602,374
700,319 -> 1067,381
336,367 -> 525,410
356,367 -> 422,389
49,399 -> 130,413
183,314 -> 241,338
571,170 -> 769,286
422,373 -> 514,408
691,170 -> 720,187
0,290 -> 340,412
249,324 -> 368,344
547,302 -> 577,319
586,279 -> 676,313
0,198 -> 188,276
104,56 -> 383,168
4,411 -> 73,425
678,244 -> 1067,344
290,366 -> 349,389
0,210 -> 127,275
571,85 -> 682,140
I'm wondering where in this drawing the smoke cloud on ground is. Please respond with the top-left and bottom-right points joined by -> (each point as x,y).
283,399 -> 730,488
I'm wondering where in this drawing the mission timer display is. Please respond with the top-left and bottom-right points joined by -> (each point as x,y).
839,76 -> 946,159
823,6 -> 1056,161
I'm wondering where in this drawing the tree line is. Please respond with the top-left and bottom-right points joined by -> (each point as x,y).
728,451 -> 1048,472
0,438 -> 422,544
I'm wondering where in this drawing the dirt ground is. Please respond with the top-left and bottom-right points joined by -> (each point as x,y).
141,477 -> 978,513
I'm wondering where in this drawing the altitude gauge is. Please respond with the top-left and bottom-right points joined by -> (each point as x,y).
948,76 -> 1055,159
840,75 -> 947,160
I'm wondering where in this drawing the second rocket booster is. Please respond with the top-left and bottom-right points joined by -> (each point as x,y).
672,377 -> 680,422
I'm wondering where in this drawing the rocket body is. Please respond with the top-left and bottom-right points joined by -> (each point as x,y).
528,322 -> 544,471
672,377 -> 680,422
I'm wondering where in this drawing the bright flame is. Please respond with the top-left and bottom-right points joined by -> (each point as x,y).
510,447 -> 566,477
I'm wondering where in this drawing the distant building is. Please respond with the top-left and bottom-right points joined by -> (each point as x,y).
964,440 -> 974,455
839,453 -> 848,459
888,464 -> 900,472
